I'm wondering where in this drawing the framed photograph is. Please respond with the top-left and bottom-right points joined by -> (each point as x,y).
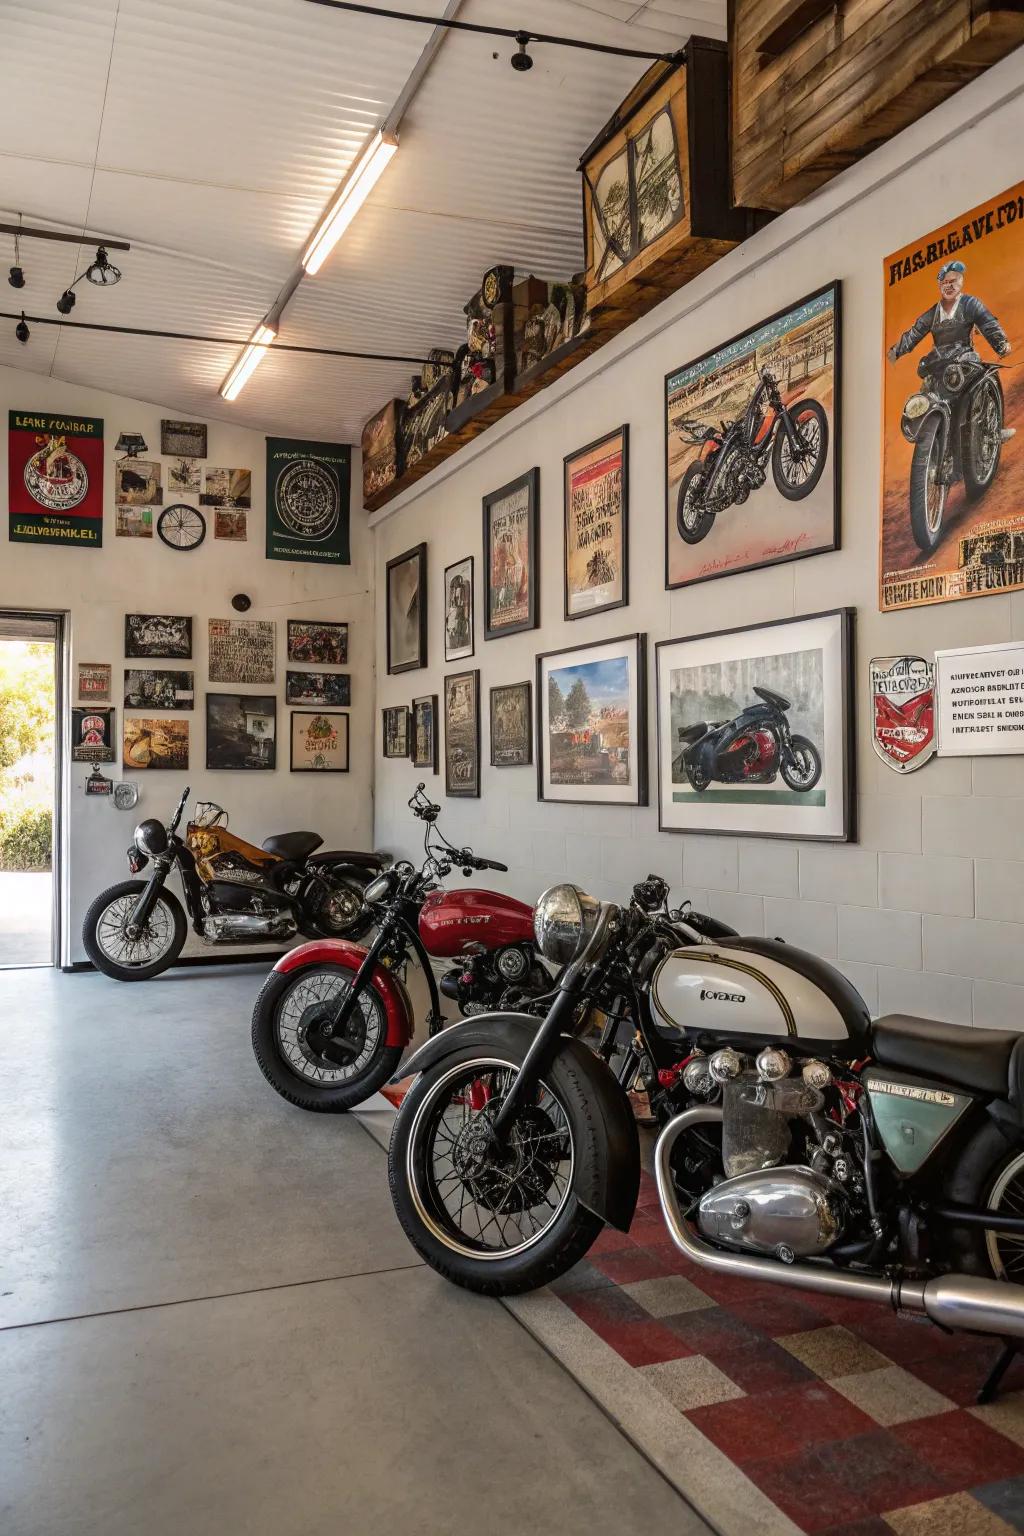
161,419 -> 207,458
537,633 -> 647,805
483,468 -> 539,639
490,681 -> 532,767
386,542 -> 427,674
655,608 -> 854,842
287,620 -> 348,666
411,694 -> 439,773
286,670 -> 351,707
214,508 -> 247,541
382,705 -> 410,759
206,694 -> 277,770
167,458 -> 201,496
123,669 -> 194,711
201,467 -> 251,508
444,556 -> 474,662
665,282 -> 840,591
115,506 -> 152,538
125,614 -> 192,660
71,707 -> 115,763
208,618 -> 275,685
77,662 -> 111,701
290,711 -> 350,772
564,426 -> 629,619
444,669 -> 480,797
114,459 -> 162,507
122,717 -> 189,771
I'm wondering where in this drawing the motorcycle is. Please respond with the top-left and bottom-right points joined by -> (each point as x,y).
674,367 -> 829,545
388,880 -> 1024,1364
899,342 -> 1007,552
83,788 -> 385,982
675,684 -> 821,795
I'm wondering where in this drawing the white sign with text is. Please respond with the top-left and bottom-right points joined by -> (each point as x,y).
935,640 -> 1024,756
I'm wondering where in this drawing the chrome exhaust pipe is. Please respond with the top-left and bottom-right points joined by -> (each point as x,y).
655,1106 -> 1024,1339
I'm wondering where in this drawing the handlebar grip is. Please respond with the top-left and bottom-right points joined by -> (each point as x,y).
486,859 -> 508,872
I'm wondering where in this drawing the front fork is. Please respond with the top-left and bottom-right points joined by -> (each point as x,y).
128,862 -> 170,933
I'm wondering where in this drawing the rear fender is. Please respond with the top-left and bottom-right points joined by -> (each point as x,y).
273,940 -> 413,1047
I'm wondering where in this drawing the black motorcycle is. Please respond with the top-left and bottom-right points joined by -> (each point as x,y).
675,367 -> 829,545
675,684 -> 821,795
82,788 -> 386,981
899,342 -> 1007,552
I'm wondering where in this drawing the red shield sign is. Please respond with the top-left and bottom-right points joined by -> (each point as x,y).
870,656 -> 935,774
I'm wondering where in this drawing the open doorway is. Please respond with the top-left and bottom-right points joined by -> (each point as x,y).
0,613 -> 62,967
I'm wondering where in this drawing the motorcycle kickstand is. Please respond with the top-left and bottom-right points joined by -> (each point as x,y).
977,1340 -> 1021,1405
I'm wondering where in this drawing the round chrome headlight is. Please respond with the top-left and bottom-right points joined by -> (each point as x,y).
904,393 -> 930,420
533,883 -> 601,966
363,871 -> 394,904
944,363 -> 964,391
134,818 -> 168,856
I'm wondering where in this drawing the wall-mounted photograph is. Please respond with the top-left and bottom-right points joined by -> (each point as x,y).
123,717 -> 189,771
287,619 -> 349,666
77,662 -> 111,701
291,710 -> 349,772
443,556 -> 474,662
665,283 -> 840,590
206,693 -> 276,770
208,618 -> 275,685
161,419 -> 207,458
115,507 -> 152,538
214,509 -> 247,541
123,669 -> 194,711
656,608 -> 853,841
201,467 -> 251,508
537,633 -> 646,805
386,542 -> 427,674
483,468 -> 539,639
71,707 -> 115,763
167,458 -> 201,495
286,670 -> 351,707
125,614 -> 192,660
382,704 -> 410,759
490,681 -> 532,767
444,670 -> 480,797
411,694 -> 438,772
114,459 -> 163,507
564,426 -> 628,619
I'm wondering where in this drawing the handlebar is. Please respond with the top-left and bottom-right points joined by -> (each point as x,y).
454,851 -> 508,873
169,786 -> 190,834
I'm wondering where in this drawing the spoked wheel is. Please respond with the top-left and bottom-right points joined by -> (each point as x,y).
251,963 -> 403,1111
986,1150 -> 1024,1281
909,416 -> 948,552
82,879 -> 186,980
780,734 -> 822,792
772,400 -> 828,500
675,462 -> 716,544
684,755 -> 711,793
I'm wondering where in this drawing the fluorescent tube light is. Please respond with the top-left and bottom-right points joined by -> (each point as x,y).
302,129 -> 399,275
220,321 -> 276,402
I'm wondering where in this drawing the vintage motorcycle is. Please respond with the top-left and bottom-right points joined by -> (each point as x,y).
83,788 -> 385,982
899,342 -> 1007,552
674,367 -> 829,545
387,879 -> 1024,1370
675,685 -> 821,795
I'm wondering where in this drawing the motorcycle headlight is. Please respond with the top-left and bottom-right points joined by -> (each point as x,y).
364,871 -> 394,904
904,393 -> 930,420
533,883 -> 602,966
944,363 -> 964,391
134,818 -> 168,856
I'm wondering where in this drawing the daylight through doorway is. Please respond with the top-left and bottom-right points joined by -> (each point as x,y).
0,616 -> 59,967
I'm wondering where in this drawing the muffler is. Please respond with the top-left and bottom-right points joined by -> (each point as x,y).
655,1106 -> 1024,1340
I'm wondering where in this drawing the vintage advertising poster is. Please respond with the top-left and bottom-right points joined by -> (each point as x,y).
116,506 -> 152,538
490,681 -> 532,767
537,634 -> 646,805
214,509 -> 247,541
935,639 -> 1024,756
444,670 -> 480,797
882,183 -> 1023,611
564,427 -> 628,618
115,459 -> 162,507
77,663 -> 111,701
291,710 -> 349,772
71,707 -> 115,763
266,437 -> 351,565
8,410 -> 104,548
870,656 -> 936,774
287,620 -> 348,665
386,544 -> 426,673
123,717 -> 189,771
125,614 -> 192,660
483,469 -> 538,639
382,705 -> 410,759
124,669 -> 194,711
286,671 -> 351,707
444,556 -> 474,662
206,694 -> 276,769
411,694 -> 438,772
161,420 -> 207,458
665,285 -> 839,589
208,618 -> 275,685
201,467 -> 251,508
167,457 -> 201,495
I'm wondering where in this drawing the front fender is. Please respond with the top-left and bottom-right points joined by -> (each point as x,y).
397,1013 -> 641,1233
274,940 -> 413,1047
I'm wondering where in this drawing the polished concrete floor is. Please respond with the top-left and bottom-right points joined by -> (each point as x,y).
0,964 -> 709,1536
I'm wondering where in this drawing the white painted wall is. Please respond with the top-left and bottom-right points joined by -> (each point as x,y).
0,365 -> 374,964
373,49 -> 1024,1031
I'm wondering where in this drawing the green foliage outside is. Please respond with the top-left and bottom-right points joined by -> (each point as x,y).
0,641 -> 55,871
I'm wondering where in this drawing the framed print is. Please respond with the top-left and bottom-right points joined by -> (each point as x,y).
206,694 -> 277,770
114,459 -> 162,507
444,669 -> 480,797
665,283 -> 840,590
201,467 -> 251,508
167,457 -> 201,495
266,438 -> 351,567
123,717 -> 189,771
444,556 -> 474,662
286,670 -> 351,707
214,508 -> 247,541
71,707 -> 115,763
161,419 -> 207,458
208,618 -> 275,685
490,681 -> 532,767
9,409 -> 103,549
116,506 -> 152,538
124,614 -> 192,660
382,705 -> 410,759
287,620 -> 348,666
537,633 -> 647,805
483,468 -> 539,639
564,426 -> 629,619
655,608 -> 854,842
411,694 -> 439,773
77,662 -> 111,701
290,711 -> 350,773
123,669 -> 194,711
386,542 -> 427,674
935,640 -> 1024,757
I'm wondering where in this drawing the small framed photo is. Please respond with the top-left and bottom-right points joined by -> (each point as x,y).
383,705 -> 410,758
285,671 -> 351,707
444,556 -> 474,662
290,711 -> 350,772
444,669 -> 481,797
564,425 -> 629,619
537,633 -> 647,806
206,693 -> 276,770
287,620 -> 349,666
77,662 -> 111,701
386,543 -> 427,674
411,694 -> 439,772
490,681 -> 532,767
483,468 -> 539,640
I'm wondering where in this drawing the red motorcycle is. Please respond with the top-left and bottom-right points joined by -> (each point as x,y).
251,785 -> 553,1111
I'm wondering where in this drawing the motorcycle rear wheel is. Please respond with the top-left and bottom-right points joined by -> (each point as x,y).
82,879 -> 187,981
675,462 -> 716,544
772,400 -> 828,501
909,415 -> 948,553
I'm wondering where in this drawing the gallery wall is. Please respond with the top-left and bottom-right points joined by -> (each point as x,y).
0,365 -> 374,964
372,49 -> 1024,1032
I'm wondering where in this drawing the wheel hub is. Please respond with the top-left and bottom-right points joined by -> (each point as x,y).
298,1000 -> 365,1063
450,1104 -> 564,1213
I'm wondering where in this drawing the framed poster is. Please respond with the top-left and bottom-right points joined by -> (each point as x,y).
444,669 -> 480,797
201,468 -> 250,508
935,640 -> 1024,756
382,705 -> 410,759
266,437 -> 351,566
882,182 -> 1021,611
208,618 -> 275,685
665,283 -> 840,590
123,669 -> 194,711
8,410 -> 103,548
444,556 -> 474,662
411,694 -> 439,773
114,459 -> 162,507
77,662 -> 111,701
291,710 -> 349,772
161,420 -> 207,458
537,633 -> 647,805
206,694 -> 277,769
214,509 -> 247,541
483,468 -> 539,639
71,707 -> 115,763
287,620 -> 348,666
167,458 -> 201,495
125,614 -> 192,660
123,717 -> 189,770
564,426 -> 629,618
655,609 -> 854,842
386,543 -> 427,674
490,681 -> 532,767
285,670 -> 350,707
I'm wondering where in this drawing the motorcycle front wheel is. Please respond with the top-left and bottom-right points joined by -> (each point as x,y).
780,735 -> 822,792
388,1043 -> 604,1295
675,462 -> 716,544
82,879 -> 187,981
684,755 -> 711,793
909,415 -> 948,552
772,400 -> 828,501
964,377 -> 1003,502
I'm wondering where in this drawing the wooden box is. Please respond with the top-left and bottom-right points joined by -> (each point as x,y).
360,398 -> 404,504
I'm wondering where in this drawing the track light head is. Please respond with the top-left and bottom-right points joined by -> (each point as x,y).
511,31 -> 534,71
15,312 -> 29,344
86,245 -> 121,286
56,288 -> 76,315
8,265 -> 25,289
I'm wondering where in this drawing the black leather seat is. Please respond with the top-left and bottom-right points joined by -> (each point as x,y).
261,831 -> 323,861
307,849 -> 386,869
872,1014 -> 1020,1097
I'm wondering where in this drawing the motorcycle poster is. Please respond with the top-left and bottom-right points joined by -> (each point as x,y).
483,469 -> 538,639
563,426 -> 628,618
664,284 -> 839,590
444,669 -> 480,798
869,656 -> 936,774
8,410 -> 104,549
881,181 -> 1023,611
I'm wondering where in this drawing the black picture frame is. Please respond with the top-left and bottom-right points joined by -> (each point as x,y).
482,468 -> 539,641
563,425 -> 630,621
290,711 -> 350,773
444,669 -> 481,798
285,671 -> 351,707
382,705 -> 410,759
411,694 -> 439,773
124,613 -> 192,660
489,681 -> 533,768
286,619 -> 349,666
386,542 -> 427,674
205,693 -> 277,771
443,555 -> 475,662
536,632 -> 648,806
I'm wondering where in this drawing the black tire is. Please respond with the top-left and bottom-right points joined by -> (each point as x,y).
780,734 -> 822,792
941,1118 -> 1024,1278
675,461 -> 716,544
82,879 -> 187,981
963,377 -> 1003,502
771,399 -> 828,501
251,962 -> 404,1112
909,415 -> 947,553
388,1041 -> 605,1295
684,755 -> 710,793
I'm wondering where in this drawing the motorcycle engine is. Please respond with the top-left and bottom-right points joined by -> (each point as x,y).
439,944 -> 549,1017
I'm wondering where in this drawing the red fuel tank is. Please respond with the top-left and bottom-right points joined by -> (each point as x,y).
418,888 -> 535,957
